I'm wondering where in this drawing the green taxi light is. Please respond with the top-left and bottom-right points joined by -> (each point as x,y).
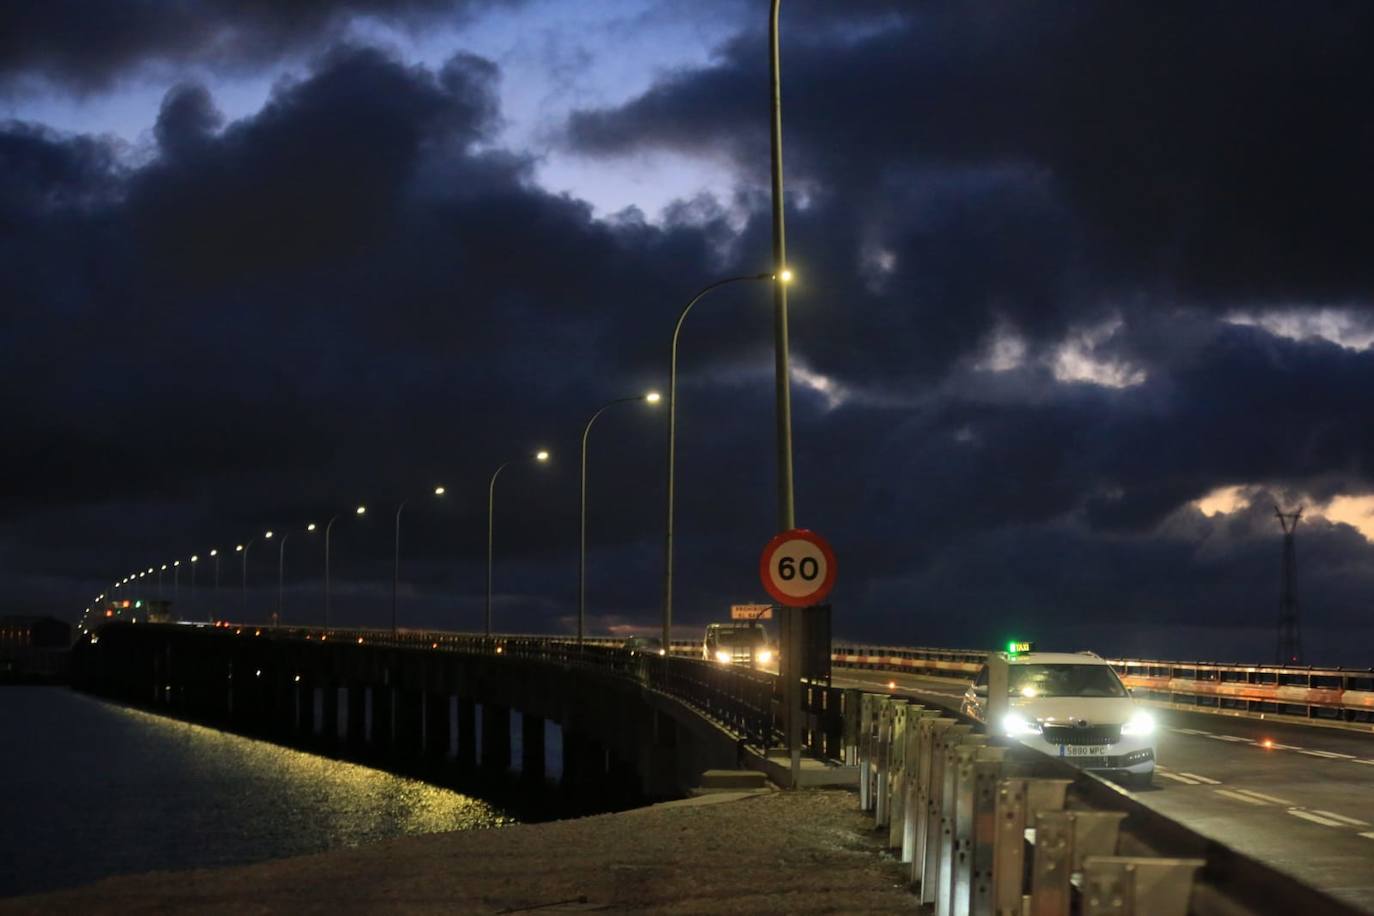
1006,640 -> 1033,655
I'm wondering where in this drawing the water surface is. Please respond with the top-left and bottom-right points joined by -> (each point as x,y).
0,686 -> 509,898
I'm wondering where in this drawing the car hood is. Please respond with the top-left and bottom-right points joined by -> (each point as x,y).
1009,696 -> 1137,726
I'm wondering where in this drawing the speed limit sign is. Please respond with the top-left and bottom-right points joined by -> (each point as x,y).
759,528 -> 837,607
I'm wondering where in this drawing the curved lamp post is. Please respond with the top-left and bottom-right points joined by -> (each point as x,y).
323,505 -> 367,629
487,450 -> 550,637
661,272 -> 783,651
393,488 -> 445,635
209,549 -> 220,622
237,531 -> 272,619
579,392 -> 660,645
276,523 -> 317,627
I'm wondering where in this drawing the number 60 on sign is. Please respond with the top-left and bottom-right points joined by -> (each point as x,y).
759,528 -> 837,607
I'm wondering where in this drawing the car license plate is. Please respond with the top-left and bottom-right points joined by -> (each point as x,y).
1060,745 -> 1109,757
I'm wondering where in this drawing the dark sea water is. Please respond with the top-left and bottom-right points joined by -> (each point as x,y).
0,686 -> 512,899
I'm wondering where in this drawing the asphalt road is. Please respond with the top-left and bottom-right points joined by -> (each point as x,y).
831,668 -> 1374,912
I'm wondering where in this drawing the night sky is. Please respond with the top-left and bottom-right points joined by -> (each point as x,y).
4,1 -> 1372,665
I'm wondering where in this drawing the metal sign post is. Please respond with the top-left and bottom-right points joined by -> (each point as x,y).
760,528 -> 837,787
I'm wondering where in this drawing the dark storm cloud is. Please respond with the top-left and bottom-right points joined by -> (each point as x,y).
0,0 -> 520,90
568,1 -> 1374,309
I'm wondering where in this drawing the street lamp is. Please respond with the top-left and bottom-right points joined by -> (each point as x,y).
173,559 -> 181,608
190,555 -> 198,619
277,524 -> 317,627
324,505 -> 367,630
579,393 -> 660,645
487,450 -> 550,637
661,272 -> 777,651
209,549 -> 219,622
238,531 -> 272,619
393,487 -> 446,635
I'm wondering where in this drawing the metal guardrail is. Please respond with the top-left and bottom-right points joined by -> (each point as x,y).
850,689 -> 1364,916
831,643 -> 1374,726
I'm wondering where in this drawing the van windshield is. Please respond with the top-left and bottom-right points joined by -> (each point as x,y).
713,627 -> 766,647
1007,664 -> 1126,698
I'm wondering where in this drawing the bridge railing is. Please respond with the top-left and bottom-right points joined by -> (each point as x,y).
830,642 -> 1374,726
201,622 -> 791,753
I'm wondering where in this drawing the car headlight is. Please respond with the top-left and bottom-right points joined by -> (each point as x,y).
756,649 -> 774,664
1121,711 -> 1155,736
714,649 -> 732,663
1002,713 -> 1042,737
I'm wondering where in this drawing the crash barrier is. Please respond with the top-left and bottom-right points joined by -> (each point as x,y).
833,644 -> 1374,726
850,689 -> 1363,915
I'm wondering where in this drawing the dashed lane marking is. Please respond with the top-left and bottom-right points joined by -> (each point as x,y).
1158,771 -> 1202,785
1216,789 -> 1271,806
1267,743 -> 1304,751
1288,809 -> 1350,828
1360,832 -> 1374,841
1172,728 -> 1211,735
1355,760 -> 1374,766
1311,810 -> 1371,827
1299,750 -> 1357,760
1232,789 -> 1295,806
1206,734 -> 1252,742
1178,772 -> 1221,785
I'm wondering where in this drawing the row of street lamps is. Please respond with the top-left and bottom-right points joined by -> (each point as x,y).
83,270 -> 790,644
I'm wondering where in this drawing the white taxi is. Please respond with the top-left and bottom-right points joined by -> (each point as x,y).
961,650 -> 1156,787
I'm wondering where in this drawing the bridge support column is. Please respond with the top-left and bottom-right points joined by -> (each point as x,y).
395,688 -> 423,757
371,686 -> 393,750
563,731 -> 606,791
457,697 -> 477,769
521,713 -> 545,782
344,686 -> 365,750
425,692 -> 450,759
481,703 -> 511,773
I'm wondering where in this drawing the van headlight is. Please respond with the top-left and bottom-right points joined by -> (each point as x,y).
1121,711 -> 1155,736
756,649 -> 774,664
715,650 -> 732,664
1002,713 -> 1042,737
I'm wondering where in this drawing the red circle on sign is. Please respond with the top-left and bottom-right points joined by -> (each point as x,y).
759,528 -> 837,607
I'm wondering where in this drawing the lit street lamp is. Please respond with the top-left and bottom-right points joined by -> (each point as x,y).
238,531 -> 272,619
190,555 -> 198,619
487,450 -> 550,637
173,559 -> 181,607
393,488 -> 445,635
324,505 -> 367,629
580,393 -> 660,645
661,272 -> 779,651
277,524 -> 317,627
209,549 -> 220,622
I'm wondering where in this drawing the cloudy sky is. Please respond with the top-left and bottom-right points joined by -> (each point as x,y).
4,1 -> 1372,665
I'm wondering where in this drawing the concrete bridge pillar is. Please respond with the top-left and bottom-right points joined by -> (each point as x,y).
481,703 -> 511,773
563,730 -> 607,791
425,693 -> 450,759
344,686 -> 365,750
521,713 -> 545,782
457,697 -> 477,769
395,688 -> 423,756
371,686 -> 393,750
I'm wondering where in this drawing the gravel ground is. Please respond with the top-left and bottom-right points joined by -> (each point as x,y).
2,788 -> 919,914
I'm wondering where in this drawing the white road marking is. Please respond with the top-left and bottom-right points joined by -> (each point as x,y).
1288,809 -> 1349,828
1216,789 -> 1271,806
1311,810 -> 1371,827
1232,789 -> 1296,806
1158,771 -> 1202,785
1354,760 -> 1374,766
1206,734 -> 1252,742
1266,743 -> 1304,751
1359,832 -> 1374,841
1172,728 -> 1210,735
1178,772 -> 1221,785
1300,749 -> 1357,759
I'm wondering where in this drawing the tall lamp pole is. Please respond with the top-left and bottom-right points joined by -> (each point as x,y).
277,524 -> 317,628
209,549 -> 220,622
487,450 -> 550,637
237,531 -> 272,619
190,555 -> 198,619
580,392 -> 661,645
661,273 -> 777,652
324,505 -> 367,629
393,489 -> 445,636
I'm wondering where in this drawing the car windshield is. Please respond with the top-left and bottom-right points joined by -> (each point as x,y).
715,627 -> 766,647
1008,664 -> 1126,698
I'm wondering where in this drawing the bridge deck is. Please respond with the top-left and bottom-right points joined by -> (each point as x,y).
2,789 -> 910,914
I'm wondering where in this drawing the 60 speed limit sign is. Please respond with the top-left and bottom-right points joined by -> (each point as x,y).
759,528 -> 837,607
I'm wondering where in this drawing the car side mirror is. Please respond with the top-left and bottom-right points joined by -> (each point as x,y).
972,684 -> 988,697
